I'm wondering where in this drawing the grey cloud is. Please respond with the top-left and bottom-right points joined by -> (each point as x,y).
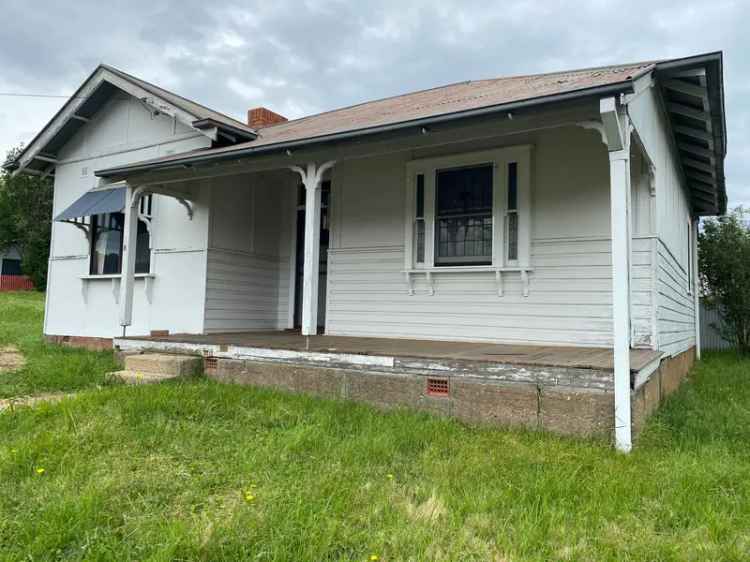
1,0 -> 747,206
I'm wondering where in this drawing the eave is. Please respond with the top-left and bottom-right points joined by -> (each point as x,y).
654,52 -> 727,216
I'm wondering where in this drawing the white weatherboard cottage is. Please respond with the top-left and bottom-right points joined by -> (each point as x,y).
7,53 -> 727,450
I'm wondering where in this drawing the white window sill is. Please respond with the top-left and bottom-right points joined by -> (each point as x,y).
80,273 -> 154,280
402,266 -> 532,297
403,266 -> 532,273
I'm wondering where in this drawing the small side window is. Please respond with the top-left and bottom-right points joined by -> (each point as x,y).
414,174 -> 425,265
506,162 -> 519,263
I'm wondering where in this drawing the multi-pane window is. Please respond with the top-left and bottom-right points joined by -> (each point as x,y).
434,165 -> 493,266
407,147 -> 530,270
89,195 -> 152,275
506,162 -> 519,263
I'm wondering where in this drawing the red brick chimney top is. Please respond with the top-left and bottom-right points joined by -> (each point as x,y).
247,107 -> 287,129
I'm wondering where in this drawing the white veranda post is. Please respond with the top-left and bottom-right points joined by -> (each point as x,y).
289,161 -> 335,336
587,97 -> 633,452
609,144 -> 633,452
118,184 -> 146,331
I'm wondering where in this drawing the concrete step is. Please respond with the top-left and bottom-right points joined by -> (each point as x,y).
124,353 -> 202,377
107,369 -> 183,385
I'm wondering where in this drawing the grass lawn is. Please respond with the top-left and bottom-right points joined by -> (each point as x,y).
0,293 -> 749,560
0,292 -> 118,398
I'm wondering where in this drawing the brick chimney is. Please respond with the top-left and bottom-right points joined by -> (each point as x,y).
247,107 -> 287,129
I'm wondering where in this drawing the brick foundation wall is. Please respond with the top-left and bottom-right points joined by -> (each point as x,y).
211,358 -> 615,437
632,346 -> 696,436
45,335 -> 113,352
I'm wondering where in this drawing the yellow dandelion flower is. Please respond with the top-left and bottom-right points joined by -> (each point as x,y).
370,555 -> 379,561
386,474 -> 394,479
35,467 -> 45,475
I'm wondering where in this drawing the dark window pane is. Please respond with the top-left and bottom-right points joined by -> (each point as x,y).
1,259 -> 22,276
435,165 -> 492,265
416,174 -> 424,218
415,219 -> 425,263
507,162 -> 518,210
321,180 -> 331,208
135,220 -> 150,274
436,165 -> 492,216
507,212 -> 518,262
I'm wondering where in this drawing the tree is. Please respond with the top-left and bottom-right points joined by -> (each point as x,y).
698,207 -> 750,353
0,146 -> 54,290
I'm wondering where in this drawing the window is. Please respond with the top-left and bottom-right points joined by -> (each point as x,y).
1,258 -> 22,276
89,201 -> 151,275
415,174 -> 425,264
506,162 -> 519,263
90,213 -> 124,275
406,146 -> 531,271
435,165 -> 493,265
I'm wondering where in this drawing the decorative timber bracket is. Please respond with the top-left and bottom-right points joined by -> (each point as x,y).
576,98 -> 625,151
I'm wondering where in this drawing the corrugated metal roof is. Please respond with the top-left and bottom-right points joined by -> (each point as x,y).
96,60 -> 656,173
251,61 -> 656,146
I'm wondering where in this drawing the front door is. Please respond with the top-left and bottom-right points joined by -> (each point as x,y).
294,181 -> 330,330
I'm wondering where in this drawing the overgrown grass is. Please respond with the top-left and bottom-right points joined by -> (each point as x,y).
0,293 -> 748,560
0,292 -> 117,398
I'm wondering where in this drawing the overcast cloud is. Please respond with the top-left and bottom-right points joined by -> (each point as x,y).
0,0 -> 747,207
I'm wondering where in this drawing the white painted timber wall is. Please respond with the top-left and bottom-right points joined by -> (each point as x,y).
325,126 -> 657,347
203,172 -> 295,332
629,84 -> 696,356
45,94 -> 212,338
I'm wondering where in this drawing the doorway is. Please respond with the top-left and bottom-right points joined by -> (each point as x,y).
294,180 -> 330,331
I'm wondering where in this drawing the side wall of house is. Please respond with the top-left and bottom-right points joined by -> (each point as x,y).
45,94 -> 212,339
203,171 -> 296,332
324,124 -> 656,347
629,85 -> 696,357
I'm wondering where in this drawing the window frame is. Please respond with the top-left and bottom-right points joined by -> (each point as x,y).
404,146 -> 532,271
87,195 -> 154,277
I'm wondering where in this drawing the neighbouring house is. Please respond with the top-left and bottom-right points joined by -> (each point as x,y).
4,52 -> 726,450
0,247 -> 33,291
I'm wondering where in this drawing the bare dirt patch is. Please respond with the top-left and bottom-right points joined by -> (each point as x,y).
0,392 -> 74,412
0,345 -> 25,373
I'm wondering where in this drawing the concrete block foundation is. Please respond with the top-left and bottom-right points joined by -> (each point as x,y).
209,347 -> 696,439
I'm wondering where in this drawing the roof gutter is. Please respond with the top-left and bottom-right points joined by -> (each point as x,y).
97,79 -> 636,177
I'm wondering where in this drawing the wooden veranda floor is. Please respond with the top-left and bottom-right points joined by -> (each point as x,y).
120,331 -> 661,373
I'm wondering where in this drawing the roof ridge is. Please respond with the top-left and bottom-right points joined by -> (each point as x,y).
257,59 -> 660,131
100,63 -> 253,131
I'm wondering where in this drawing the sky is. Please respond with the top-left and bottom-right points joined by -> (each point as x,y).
0,0 -> 747,208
